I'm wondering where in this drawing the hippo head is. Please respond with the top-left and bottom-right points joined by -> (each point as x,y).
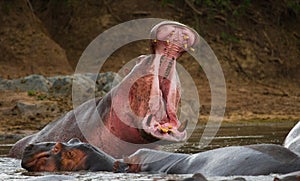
106,21 -> 200,147
21,138 -> 115,172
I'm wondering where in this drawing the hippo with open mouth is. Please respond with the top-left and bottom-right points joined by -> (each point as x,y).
9,21 -> 199,159
21,138 -> 300,177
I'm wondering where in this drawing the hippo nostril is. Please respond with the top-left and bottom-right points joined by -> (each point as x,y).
26,144 -> 34,150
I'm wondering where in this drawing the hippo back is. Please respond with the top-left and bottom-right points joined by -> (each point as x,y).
174,144 -> 300,176
129,144 -> 300,176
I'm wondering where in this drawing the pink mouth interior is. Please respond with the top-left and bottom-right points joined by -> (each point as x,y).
139,53 -> 185,142
132,22 -> 197,142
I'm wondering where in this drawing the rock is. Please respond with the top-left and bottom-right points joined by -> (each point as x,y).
48,74 -> 95,99
16,100 -> 59,117
95,72 -> 121,92
48,75 -> 73,96
181,173 -> 208,181
0,74 -> 50,92
0,73 -> 121,98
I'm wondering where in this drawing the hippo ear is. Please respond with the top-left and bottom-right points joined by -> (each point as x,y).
67,138 -> 82,144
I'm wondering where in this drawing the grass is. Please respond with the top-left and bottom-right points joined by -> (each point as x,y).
27,90 -> 36,96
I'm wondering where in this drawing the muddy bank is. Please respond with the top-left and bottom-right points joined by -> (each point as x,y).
0,73 -> 299,137
0,73 -> 119,136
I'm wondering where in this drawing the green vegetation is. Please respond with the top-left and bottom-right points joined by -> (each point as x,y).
162,0 -> 252,16
221,32 -> 240,43
1,1 -> 12,15
161,0 -> 252,39
27,90 -> 36,96
27,90 -> 47,100
37,94 -> 47,101
286,0 -> 300,15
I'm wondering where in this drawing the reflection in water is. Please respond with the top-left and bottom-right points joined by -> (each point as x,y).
0,121 -> 297,180
0,136 -> 20,157
164,121 -> 296,153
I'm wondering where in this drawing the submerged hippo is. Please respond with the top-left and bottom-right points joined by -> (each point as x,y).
284,121 -> 300,156
21,138 -> 300,177
10,21 -> 199,159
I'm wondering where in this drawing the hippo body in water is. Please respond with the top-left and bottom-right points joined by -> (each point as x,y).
123,145 -> 300,176
284,121 -> 300,156
10,21 -> 199,159
22,139 -> 300,177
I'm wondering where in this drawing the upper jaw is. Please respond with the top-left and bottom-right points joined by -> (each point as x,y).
150,21 -> 198,58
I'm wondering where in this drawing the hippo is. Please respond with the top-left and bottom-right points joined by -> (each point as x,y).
284,121 -> 300,156
9,21 -> 199,159
21,138 -> 300,177
21,138 -> 115,172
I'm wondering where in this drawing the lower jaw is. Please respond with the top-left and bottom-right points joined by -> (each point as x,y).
139,129 -> 160,143
140,126 -> 187,144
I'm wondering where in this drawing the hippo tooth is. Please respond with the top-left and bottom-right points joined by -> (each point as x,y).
183,35 -> 189,40
190,47 -> 195,52
160,127 -> 169,133
184,43 -> 187,49
146,114 -> 153,127
177,120 -> 188,132
158,126 -> 169,133
153,39 -> 157,43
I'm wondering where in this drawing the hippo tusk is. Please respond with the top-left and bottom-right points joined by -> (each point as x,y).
146,114 -> 153,127
177,120 -> 188,132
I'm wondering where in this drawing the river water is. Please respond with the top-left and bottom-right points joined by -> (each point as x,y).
0,120 -> 297,180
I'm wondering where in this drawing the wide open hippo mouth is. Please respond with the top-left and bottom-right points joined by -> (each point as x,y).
130,21 -> 198,143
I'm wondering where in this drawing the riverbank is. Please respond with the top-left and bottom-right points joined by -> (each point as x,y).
0,73 -> 298,137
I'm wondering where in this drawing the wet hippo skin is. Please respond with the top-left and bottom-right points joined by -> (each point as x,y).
122,144 -> 300,176
21,138 -> 115,172
22,139 -> 300,177
9,21 -> 199,159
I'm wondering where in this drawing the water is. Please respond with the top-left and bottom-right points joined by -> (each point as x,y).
0,121 -> 297,180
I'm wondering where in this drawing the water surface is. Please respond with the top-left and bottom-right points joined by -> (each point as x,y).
0,121 -> 297,180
